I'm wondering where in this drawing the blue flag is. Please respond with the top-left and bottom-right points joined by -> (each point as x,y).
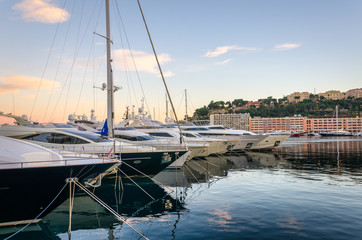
100,119 -> 108,136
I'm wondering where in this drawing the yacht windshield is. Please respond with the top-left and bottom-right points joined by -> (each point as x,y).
115,135 -> 156,141
60,129 -> 112,142
114,127 -> 136,130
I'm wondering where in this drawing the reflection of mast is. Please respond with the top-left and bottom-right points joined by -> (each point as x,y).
171,211 -> 181,240
336,105 -> 339,130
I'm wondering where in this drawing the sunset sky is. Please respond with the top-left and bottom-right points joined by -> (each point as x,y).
0,0 -> 361,123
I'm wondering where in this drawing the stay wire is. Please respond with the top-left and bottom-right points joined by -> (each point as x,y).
4,182 -> 69,240
62,0 -> 85,121
43,0 -> 72,121
137,0 -> 185,143
114,0 -> 151,115
29,0 -> 68,121
75,1 -> 103,114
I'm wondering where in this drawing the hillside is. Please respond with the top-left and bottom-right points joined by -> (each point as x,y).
192,96 -> 362,120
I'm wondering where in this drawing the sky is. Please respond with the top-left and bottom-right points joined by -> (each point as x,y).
0,0 -> 361,124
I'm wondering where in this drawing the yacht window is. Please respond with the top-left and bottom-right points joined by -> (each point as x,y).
199,133 -> 239,136
115,135 -> 156,141
22,132 -> 89,144
114,127 -> 136,130
183,133 -> 196,138
53,123 -> 76,128
60,129 -> 112,142
148,132 -> 173,137
208,126 -> 226,130
243,133 -> 251,135
183,127 -> 208,131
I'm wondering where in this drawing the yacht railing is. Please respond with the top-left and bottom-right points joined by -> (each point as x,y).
0,156 -> 117,169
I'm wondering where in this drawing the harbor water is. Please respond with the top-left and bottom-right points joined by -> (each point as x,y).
1,137 -> 362,239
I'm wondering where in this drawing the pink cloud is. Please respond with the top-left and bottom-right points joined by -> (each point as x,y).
0,75 -> 59,95
13,0 -> 70,23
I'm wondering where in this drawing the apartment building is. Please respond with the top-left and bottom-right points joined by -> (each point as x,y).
250,116 -> 305,133
210,113 -> 251,130
306,117 -> 361,133
213,114 -> 362,133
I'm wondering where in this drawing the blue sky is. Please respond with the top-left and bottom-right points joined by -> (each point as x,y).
0,0 -> 361,123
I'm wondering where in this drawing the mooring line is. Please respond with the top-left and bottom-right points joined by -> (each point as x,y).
5,182 -> 69,240
73,180 -> 149,240
118,167 -> 155,201
120,160 -> 174,193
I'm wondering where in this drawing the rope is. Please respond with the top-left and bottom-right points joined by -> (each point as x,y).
120,160 -> 174,192
67,179 -> 76,238
4,182 -> 69,240
183,163 -> 200,184
74,180 -> 149,240
118,167 -> 155,201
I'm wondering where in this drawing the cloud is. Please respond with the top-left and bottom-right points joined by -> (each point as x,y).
0,75 -> 59,95
112,49 -> 173,75
204,45 -> 261,58
216,59 -> 232,65
157,71 -> 174,78
273,43 -> 301,51
13,0 -> 70,23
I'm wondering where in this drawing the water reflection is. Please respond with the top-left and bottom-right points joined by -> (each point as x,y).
275,137 -> 362,173
1,137 -> 361,239
0,177 -> 186,239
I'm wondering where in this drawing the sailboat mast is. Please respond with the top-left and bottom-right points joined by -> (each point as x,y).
185,89 -> 188,123
105,0 -> 114,138
165,93 -> 169,119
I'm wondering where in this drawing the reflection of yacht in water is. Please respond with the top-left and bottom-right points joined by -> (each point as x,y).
226,151 -> 286,169
2,178 -> 186,239
182,156 -> 237,183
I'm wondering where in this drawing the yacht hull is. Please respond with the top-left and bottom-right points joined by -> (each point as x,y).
249,135 -> 289,151
118,150 -> 188,176
0,162 -> 117,225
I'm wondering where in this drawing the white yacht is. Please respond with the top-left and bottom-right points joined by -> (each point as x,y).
0,124 -> 188,176
0,136 -> 119,225
179,125 -> 268,151
135,127 -> 210,158
200,125 -> 289,150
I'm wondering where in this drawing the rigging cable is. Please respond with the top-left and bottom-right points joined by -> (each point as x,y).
43,0 -> 72,121
62,0 -> 85,121
114,0 -> 151,115
29,0 -> 68,121
137,0 -> 185,142
75,0 -> 103,114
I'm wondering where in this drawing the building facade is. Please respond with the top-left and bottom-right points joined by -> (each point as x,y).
212,113 -> 362,133
249,116 -> 305,133
305,117 -> 361,133
345,88 -> 362,99
286,92 -> 311,103
210,113 -> 251,130
318,90 -> 346,100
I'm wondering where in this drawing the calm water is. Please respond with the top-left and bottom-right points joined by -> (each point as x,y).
2,137 -> 362,239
